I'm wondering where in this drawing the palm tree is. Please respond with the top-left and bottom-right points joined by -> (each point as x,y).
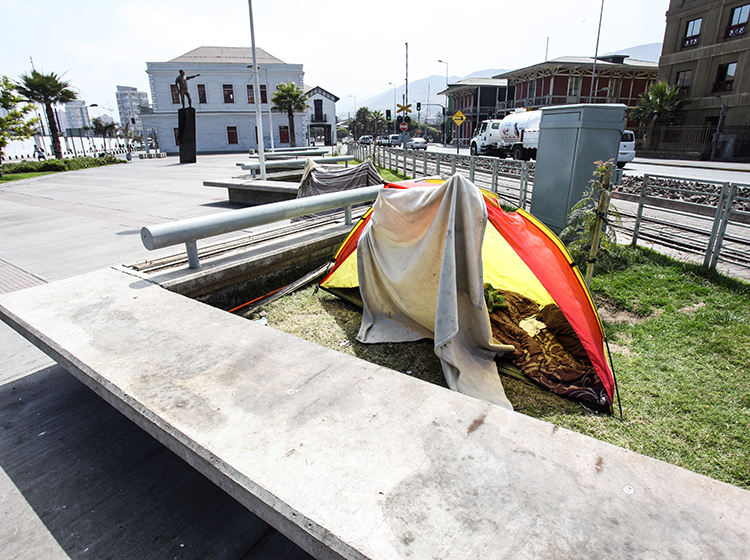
270,82 -> 309,147
16,70 -> 77,159
91,117 -> 118,152
370,110 -> 385,136
630,82 -> 691,126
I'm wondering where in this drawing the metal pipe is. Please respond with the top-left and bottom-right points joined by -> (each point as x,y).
141,185 -> 383,252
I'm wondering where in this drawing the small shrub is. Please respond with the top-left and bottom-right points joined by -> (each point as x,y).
38,159 -> 68,172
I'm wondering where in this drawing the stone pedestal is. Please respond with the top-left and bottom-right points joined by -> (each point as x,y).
178,107 -> 196,164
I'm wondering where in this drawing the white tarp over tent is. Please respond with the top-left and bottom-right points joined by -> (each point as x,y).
356,175 -> 515,410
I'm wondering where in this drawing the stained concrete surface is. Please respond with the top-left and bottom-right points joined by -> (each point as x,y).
0,154 -> 315,560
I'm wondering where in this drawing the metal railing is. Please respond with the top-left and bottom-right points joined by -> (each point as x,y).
623,175 -> 750,271
349,142 -> 535,209
141,185 -> 383,268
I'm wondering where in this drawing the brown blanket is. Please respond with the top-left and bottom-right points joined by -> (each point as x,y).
487,288 -> 608,408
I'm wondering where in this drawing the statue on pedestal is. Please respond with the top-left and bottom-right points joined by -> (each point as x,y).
175,70 -> 200,108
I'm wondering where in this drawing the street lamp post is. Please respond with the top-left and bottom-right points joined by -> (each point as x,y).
349,95 -> 357,140
438,60 -> 449,145
389,82 -> 396,134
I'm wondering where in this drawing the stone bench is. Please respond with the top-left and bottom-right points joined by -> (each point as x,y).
1,265 -> 748,559
203,179 -> 299,205
237,157 -> 356,178
139,152 -> 167,159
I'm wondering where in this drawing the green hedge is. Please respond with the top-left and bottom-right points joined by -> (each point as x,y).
1,155 -> 126,175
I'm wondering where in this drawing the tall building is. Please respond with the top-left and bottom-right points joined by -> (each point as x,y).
141,46 -> 306,154
64,100 -> 92,130
115,85 -> 150,137
658,0 -> 750,127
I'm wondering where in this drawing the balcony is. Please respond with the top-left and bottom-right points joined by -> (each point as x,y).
681,35 -> 700,48
724,22 -> 747,38
310,113 -> 327,123
677,86 -> 690,96
711,80 -> 734,93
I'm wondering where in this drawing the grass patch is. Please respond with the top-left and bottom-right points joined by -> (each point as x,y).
0,171 -> 57,183
1,154 -> 126,178
247,244 -> 750,490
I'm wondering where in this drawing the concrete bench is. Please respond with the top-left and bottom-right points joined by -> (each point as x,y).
139,152 -> 167,159
262,150 -> 329,160
203,179 -> 299,205
237,157 -> 356,178
1,266 -> 748,559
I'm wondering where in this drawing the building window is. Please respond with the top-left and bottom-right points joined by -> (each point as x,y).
682,18 -> 702,47
247,84 -> 255,104
173,128 -> 180,145
676,70 -> 692,95
712,62 -> 737,92
223,84 -> 234,104
170,84 -> 180,104
279,126 -> 290,144
528,80 -> 536,99
227,126 -> 238,144
197,84 -> 207,104
726,4 -> 749,38
260,84 -> 268,104
607,77 -> 622,101
567,76 -> 581,97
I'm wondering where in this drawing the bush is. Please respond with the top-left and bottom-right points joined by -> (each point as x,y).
1,155 -> 127,175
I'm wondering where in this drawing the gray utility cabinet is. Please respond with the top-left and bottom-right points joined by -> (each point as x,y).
530,104 -> 626,234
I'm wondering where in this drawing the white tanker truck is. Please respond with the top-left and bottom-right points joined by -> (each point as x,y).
470,109 -> 541,160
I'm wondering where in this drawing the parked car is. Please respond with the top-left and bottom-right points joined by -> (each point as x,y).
376,135 -> 390,146
359,135 -> 373,144
389,134 -> 402,146
406,137 -> 428,150
617,130 -> 636,168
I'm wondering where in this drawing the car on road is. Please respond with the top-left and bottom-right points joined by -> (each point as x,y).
359,135 -> 373,144
617,130 -> 636,168
406,137 -> 428,150
376,135 -> 390,146
389,134 -> 402,146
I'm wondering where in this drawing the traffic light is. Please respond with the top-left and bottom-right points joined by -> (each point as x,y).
397,115 -> 403,124
386,109 -> 391,121
405,116 -> 411,123
416,102 -> 421,111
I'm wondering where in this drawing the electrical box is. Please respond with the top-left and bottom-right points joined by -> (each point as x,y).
530,104 -> 626,233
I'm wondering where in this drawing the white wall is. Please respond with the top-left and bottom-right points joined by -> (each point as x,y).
143,60 -> 307,153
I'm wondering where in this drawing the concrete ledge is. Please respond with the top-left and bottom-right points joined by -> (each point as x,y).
203,179 -> 299,206
1,267 -> 749,559
139,152 -> 168,159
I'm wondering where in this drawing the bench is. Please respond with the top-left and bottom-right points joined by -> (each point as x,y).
237,157 -> 356,178
1,265 -> 748,559
203,179 -> 299,205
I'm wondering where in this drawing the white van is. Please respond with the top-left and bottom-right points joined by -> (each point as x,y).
617,130 -> 636,168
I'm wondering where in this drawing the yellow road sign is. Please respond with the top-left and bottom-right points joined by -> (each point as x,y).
452,110 -> 466,126
397,103 -> 412,114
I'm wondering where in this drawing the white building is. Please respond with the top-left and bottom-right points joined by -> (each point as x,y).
305,86 -> 339,146
64,100 -> 91,130
115,85 -> 149,138
141,46 -> 306,154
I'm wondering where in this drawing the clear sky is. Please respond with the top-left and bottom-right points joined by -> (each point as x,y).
2,0 -> 670,118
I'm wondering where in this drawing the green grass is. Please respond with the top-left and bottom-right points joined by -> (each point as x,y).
0,171 -> 57,183
246,245 -> 750,490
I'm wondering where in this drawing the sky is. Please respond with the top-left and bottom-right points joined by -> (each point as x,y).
2,0 -> 670,119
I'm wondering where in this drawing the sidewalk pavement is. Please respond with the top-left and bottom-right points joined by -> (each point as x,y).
0,153 -> 314,560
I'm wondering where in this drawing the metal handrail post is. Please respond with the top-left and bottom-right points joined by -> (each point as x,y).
631,174 -> 649,246
709,183 -> 736,270
704,182 -> 729,267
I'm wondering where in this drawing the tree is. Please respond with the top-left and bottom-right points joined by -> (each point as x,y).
0,75 -> 39,175
630,82 -> 691,126
91,117 -> 118,152
270,82 -> 309,147
15,70 -> 77,160
370,110 -> 385,136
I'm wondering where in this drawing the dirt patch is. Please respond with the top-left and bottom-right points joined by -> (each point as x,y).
607,343 -> 634,357
595,296 -> 658,325
678,302 -> 706,314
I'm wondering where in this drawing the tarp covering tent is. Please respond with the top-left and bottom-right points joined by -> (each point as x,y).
320,174 -> 616,413
292,159 -> 385,221
297,159 -> 385,198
